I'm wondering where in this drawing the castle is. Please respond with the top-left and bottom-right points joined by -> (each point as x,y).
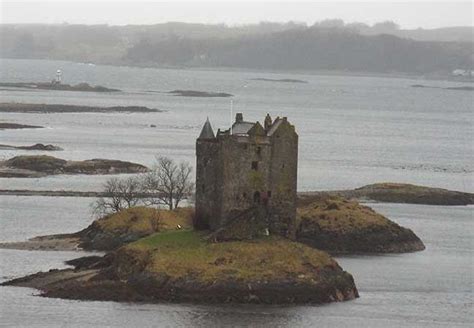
195,113 -> 298,237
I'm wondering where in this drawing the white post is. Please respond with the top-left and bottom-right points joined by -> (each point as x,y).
230,99 -> 233,135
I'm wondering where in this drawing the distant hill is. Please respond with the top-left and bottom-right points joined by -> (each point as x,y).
0,22 -> 472,75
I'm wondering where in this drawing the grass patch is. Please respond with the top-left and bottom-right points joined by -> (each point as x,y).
297,196 -> 393,234
96,206 -> 193,235
124,230 -> 336,283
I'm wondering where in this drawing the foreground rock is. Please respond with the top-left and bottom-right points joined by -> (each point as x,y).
296,197 -> 425,254
168,90 -> 233,97
0,122 -> 43,129
0,155 -> 148,178
299,183 -> 474,206
0,82 -> 120,92
2,230 -> 358,305
0,143 -> 62,151
0,103 -> 162,113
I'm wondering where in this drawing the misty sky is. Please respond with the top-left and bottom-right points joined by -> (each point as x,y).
1,1 -> 472,29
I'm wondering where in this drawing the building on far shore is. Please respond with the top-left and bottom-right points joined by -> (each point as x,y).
195,113 -> 298,237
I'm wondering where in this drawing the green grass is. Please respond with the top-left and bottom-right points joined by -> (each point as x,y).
297,196 -> 393,234
96,206 -> 193,235
132,229 -> 203,248
123,230 -> 336,283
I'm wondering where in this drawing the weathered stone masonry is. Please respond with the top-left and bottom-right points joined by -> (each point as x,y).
195,113 -> 298,237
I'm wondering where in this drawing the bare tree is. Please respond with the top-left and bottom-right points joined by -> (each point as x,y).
93,176 -> 143,216
142,156 -> 194,210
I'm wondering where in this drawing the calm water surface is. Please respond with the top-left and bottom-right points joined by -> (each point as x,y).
0,59 -> 472,192
0,59 -> 473,327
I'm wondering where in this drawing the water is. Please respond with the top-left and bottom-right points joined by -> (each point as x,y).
0,59 -> 473,327
0,59 -> 472,192
0,197 -> 472,327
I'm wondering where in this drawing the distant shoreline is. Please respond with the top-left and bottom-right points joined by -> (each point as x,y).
2,183 -> 473,206
0,102 -> 163,113
2,57 -> 472,84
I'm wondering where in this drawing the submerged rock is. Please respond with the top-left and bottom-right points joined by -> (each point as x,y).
296,196 -> 425,254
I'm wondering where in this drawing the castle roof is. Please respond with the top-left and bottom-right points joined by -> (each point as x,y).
198,118 -> 215,139
267,117 -> 284,136
231,121 -> 255,135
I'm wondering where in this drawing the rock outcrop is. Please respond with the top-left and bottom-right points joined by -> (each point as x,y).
78,207 -> 194,250
299,183 -> 474,206
168,90 -> 233,97
0,155 -> 148,178
0,103 -> 162,113
0,143 -> 62,151
2,230 -> 358,305
296,196 -> 425,254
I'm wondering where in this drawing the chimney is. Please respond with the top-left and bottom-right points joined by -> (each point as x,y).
235,113 -> 243,123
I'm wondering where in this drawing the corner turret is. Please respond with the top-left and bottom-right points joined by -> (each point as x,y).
198,118 -> 215,139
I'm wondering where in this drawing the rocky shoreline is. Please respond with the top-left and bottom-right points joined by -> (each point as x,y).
0,143 -> 62,151
0,102 -> 162,113
168,90 -> 233,97
0,82 -> 120,92
0,155 -> 148,178
250,78 -> 308,83
2,237 -> 358,304
0,195 -> 428,305
299,183 -> 474,206
296,197 -> 425,254
0,183 -> 470,206
0,122 -> 44,130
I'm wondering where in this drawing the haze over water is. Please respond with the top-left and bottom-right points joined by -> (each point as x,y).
0,58 -> 473,327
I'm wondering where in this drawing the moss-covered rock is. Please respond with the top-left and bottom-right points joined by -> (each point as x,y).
296,197 -> 425,254
4,230 -> 358,305
0,155 -> 148,177
78,207 -> 193,250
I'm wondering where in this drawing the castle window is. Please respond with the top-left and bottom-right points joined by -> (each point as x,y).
202,184 -> 206,192
256,147 -> 261,155
251,161 -> 259,170
282,164 -> 285,169
243,192 -> 247,198
267,190 -> 272,197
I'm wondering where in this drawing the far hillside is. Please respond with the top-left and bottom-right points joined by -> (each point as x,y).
0,21 -> 472,75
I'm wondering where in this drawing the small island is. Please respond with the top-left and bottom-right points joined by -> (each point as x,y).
0,143 -> 62,151
1,207 -> 358,304
299,183 -> 474,206
250,78 -> 308,83
0,82 -> 120,92
296,196 -> 425,254
0,155 -> 148,178
168,90 -> 233,97
0,103 -> 162,113
0,122 -> 44,130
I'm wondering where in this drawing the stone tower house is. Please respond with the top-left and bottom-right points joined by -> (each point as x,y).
195,113 -> 298,237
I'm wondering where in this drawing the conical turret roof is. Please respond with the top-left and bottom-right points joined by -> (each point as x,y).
198,118 -> 215,139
